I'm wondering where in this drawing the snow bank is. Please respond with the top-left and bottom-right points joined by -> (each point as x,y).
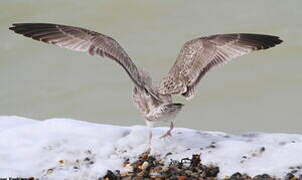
0,116 -> 301,179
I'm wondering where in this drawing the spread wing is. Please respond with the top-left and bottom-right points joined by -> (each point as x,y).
9,23 -> 150,94
159,33 -> 283,100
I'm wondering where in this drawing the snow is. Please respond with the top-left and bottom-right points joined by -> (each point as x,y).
0,116 -> 301,179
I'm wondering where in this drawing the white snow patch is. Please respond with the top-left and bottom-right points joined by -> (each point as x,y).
0,116 -> 301,179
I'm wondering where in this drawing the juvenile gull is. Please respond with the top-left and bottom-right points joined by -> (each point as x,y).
9,23 -> 283,150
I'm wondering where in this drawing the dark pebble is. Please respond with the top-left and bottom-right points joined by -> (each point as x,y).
204,166 -> 219,177
253,174 -> 273,180
103,170 -> 119,180
290,169 -> 298,174
260,147 -> 266,152
285,172 -> 295,180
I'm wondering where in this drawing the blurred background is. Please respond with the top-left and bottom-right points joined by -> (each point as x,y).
1,0 -> 301,133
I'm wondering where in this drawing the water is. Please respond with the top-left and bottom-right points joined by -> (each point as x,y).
1,0 -> 301,133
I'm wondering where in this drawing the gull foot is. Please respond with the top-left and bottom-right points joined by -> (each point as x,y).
160,131 -> 172,139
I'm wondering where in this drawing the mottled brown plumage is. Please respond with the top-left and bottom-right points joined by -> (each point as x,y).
159,33 -> 282,100
9,23 -> 283,151
9,23 -> 158,99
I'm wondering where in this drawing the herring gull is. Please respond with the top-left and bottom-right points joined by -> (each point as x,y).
9,23 -> 283,150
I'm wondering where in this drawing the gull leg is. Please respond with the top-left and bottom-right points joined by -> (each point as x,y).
160,121 -> 174,139
145,121 -> 154,154
145,127 -> 152,154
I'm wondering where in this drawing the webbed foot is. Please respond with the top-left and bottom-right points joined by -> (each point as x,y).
160,129 -> 172,139
160,121 -> 174,139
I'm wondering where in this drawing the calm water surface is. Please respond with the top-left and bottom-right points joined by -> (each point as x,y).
1,0 -> 301,133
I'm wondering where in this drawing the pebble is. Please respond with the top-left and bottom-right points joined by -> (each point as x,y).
184,170 -> 192,174
124,164 -> 134,173
141,161 -> 149,170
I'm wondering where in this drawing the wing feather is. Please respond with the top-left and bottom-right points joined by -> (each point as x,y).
159,33 -> 283,100
9,23 -> 146,91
